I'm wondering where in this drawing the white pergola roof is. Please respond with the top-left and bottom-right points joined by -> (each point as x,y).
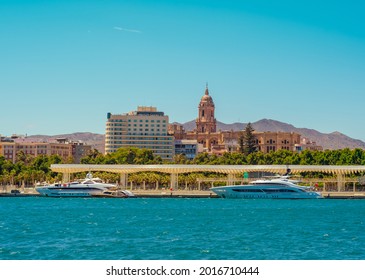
50,164 -> 365,175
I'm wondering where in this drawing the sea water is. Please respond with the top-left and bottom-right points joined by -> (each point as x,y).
0,197 -> 364,260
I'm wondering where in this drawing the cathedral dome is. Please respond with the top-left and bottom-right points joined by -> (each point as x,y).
200,86 -> 214,104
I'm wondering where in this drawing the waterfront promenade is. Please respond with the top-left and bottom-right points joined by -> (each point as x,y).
2,164 -> 365,198
51,164 -> 365,192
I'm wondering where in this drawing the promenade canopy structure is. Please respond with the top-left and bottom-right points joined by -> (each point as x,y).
51,164 -> 365,189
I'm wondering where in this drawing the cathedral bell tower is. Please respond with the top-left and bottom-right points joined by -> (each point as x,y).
196,85 -> 216,133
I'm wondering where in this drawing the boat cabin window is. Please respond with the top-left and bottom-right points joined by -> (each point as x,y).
263,189 -> 297,193
232,189 -> 264,193
252,182 -> 288,187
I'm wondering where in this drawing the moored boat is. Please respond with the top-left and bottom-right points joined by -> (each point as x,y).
35,173 -> 135,198
210,176 -> 322,199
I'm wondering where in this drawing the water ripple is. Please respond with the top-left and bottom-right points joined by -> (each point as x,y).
0,197 -> 364,260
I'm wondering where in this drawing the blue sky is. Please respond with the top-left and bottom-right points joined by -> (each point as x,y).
1,0 -> 365,141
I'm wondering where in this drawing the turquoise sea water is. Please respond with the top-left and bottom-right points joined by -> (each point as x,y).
0,197 -> 364,260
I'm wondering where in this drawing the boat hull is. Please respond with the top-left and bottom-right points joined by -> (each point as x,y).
211,186 -> 322,199
36,187 -> 104,197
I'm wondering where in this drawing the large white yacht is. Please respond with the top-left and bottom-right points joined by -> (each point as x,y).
36,173 -> 135,198
210,176 -> 322,199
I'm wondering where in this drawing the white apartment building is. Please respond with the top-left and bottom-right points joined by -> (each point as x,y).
105,106 -> 174,161
174,139 -> 200,160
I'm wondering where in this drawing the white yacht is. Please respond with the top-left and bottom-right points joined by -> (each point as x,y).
36,173 -> 135,198
210,177 -> 322,199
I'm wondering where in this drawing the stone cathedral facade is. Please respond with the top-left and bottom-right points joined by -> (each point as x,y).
169,86 -> 305,155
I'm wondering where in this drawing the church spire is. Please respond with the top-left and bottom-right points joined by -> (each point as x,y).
196,84 -> 216,134
205,82 -> 209,95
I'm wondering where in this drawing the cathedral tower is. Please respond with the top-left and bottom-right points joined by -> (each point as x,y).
196,85 -> 216,133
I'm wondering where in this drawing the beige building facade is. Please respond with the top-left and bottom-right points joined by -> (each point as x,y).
105,106 -> 174,161
295,139 -> 323,152
0,140 -> 90,163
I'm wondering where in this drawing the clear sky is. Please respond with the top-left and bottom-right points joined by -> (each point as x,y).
1,0 -> 365,141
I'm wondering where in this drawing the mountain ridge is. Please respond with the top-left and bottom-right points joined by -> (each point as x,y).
23,119 -> 365,152
180,119 -> 365,150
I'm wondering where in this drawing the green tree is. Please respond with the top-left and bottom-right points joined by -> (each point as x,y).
81,149 -> 105,164
242,122 -> 258,156
91,147 -> 162,165
15,150 -> 33,166
271,149 -> 293,165
299,150 -> 315,165
0,156 -> 7,175
247,151 -> 266,165
351,149 -> 365,165
173,154 -> 189,164
193,153 -> 211,164
135,149 -> 161,164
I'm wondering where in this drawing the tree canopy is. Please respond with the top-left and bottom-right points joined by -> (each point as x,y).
81,147 -> 163,165
1,147 -> 365,187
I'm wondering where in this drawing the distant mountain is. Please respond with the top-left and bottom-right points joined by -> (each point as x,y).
252,119 -> 365,150
180,119 -> 365,150
24,119 -> 365,153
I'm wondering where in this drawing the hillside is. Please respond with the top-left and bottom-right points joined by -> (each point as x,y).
181,119 -> 365,150
24,119 -> 365,152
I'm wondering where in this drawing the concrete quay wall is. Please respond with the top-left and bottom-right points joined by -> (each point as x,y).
131,190 -> 365,199
2,185 -> 365,199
